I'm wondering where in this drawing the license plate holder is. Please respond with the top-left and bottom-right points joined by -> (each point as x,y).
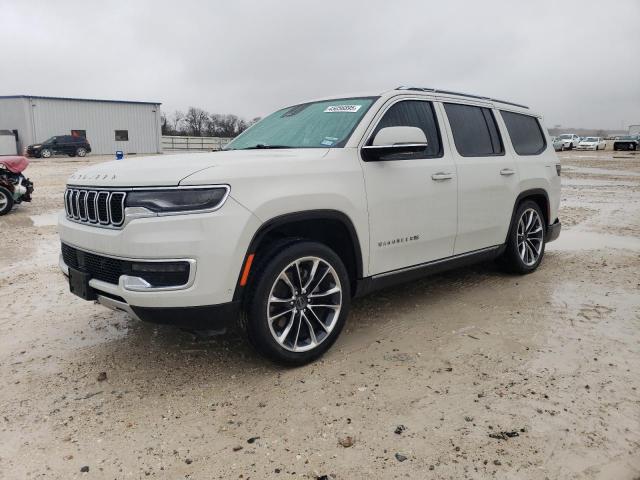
68,267 -> 97,301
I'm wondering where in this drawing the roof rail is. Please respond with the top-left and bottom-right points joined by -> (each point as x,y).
395,86 -> 529,109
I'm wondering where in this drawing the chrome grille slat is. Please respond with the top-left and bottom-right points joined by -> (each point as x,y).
72,190 -> 80,219
86,191 -> 97,222
78,191 -> 87,220
64,188 -> 127,228
97,191 -> 110,224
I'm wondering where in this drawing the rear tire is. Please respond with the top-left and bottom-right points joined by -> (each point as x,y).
498,200 -> 546,274
244,240 -> 351,366
76,147 -> 87,157
0,187 -> 14,215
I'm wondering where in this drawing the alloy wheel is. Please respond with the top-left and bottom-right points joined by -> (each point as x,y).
517,208 -> 544,266
267,256 -> 342,352
0,191 -> 8,210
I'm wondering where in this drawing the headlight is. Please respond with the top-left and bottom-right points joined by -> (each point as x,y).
125,186 -> 229,213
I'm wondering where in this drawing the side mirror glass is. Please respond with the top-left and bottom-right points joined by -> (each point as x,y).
362,126 -> 428,162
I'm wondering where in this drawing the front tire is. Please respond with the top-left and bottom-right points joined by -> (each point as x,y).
245,241 -> 351,366
499,200 -> 546,274
0,187 -> 14,215
40,148 -> 52,158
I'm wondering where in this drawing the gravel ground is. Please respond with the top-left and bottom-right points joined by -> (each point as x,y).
1,150 -> 639,479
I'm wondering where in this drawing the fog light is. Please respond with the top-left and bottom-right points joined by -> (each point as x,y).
131,262 -> 189,273
127,261 -> 191,288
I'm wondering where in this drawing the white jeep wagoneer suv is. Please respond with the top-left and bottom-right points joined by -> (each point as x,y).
59,86 -> 561,364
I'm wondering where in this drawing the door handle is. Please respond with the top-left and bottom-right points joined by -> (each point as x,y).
500,168 -> 516,176
431,172 -> 453,181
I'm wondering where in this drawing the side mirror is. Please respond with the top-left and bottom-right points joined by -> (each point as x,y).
362,126 -> 428,162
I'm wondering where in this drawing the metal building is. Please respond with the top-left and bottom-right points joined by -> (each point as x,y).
0,95 -> 162,155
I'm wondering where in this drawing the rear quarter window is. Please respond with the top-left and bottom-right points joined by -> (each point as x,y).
500,111 -> 547,156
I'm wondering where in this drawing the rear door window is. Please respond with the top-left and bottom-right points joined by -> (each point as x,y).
443,103 -> 503,157
500,111 -> 547,155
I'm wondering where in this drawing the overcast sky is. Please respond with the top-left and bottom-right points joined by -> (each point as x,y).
1,0 -> 639,130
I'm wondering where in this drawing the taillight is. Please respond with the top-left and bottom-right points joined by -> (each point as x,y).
555,164 -> 561,176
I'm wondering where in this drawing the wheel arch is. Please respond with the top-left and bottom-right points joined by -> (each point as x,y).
505,189 -> 550,243
233,209 -> 364,302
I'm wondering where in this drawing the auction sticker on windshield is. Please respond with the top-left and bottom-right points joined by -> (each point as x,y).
324,105 -> 362,113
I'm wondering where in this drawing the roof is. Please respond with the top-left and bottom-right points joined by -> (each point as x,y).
0,95 -> 161,106
394,86 -> 529,109
298,86 -> 532,114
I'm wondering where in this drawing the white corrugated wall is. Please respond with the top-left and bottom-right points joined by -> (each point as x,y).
29,98 -> 161,154
0,97 -> 34,153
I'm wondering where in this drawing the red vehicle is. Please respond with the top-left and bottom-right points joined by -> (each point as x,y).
0,156 -> 34,215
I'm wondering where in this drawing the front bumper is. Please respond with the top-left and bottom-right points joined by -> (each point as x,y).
546,219 -> 561,243
60,262 -> 240,329
58,195 -> 260,318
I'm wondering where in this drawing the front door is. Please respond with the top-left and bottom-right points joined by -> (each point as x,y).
360,99 -> 458,275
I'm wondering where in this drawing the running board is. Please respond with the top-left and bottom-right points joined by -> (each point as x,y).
355,245 -> 503,297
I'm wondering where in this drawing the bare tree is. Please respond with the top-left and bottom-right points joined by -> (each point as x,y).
160,107 -> 255,137
183,107 -> 209,136
172,110 -> 185,134
160,111 -> 170,135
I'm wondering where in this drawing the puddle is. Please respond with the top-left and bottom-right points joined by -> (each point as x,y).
30,212 -> 59,227
548,229 -> 640,252
562,178 -> 637,187
562,166 -> 640,177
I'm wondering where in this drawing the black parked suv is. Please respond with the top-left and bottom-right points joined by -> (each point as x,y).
26,136 -> 91,158
612,135 -> 639,151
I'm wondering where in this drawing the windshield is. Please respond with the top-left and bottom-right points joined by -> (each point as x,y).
584,137 -> 598,142
559,134 -> 572,139
225,97 -> 377,150
42,137 -> 56,144
619,136 -> 634,140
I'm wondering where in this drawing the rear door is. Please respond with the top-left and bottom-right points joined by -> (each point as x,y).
58,136 -> 73,154
360,98 -> 458,274
440,102 -> 519,254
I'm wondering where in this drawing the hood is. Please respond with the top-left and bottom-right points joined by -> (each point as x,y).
66,149 -> 329,187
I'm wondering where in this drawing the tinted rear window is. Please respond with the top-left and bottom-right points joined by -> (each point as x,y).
444,103 -> 503,157
500,111 -> 547,155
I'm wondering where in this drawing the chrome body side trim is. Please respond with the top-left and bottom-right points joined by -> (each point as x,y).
372,245 -> 500,279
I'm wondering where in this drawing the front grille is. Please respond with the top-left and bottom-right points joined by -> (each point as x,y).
62,243 -> 128,285
64,188 -> 126,227
61,243 -> 191,287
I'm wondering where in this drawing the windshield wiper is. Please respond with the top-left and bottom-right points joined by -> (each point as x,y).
242,144 -> 292,150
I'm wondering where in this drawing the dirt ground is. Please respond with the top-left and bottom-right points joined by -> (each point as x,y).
1,150 -> 639,480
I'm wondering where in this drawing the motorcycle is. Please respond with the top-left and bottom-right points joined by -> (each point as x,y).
0,156 -> 34,216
